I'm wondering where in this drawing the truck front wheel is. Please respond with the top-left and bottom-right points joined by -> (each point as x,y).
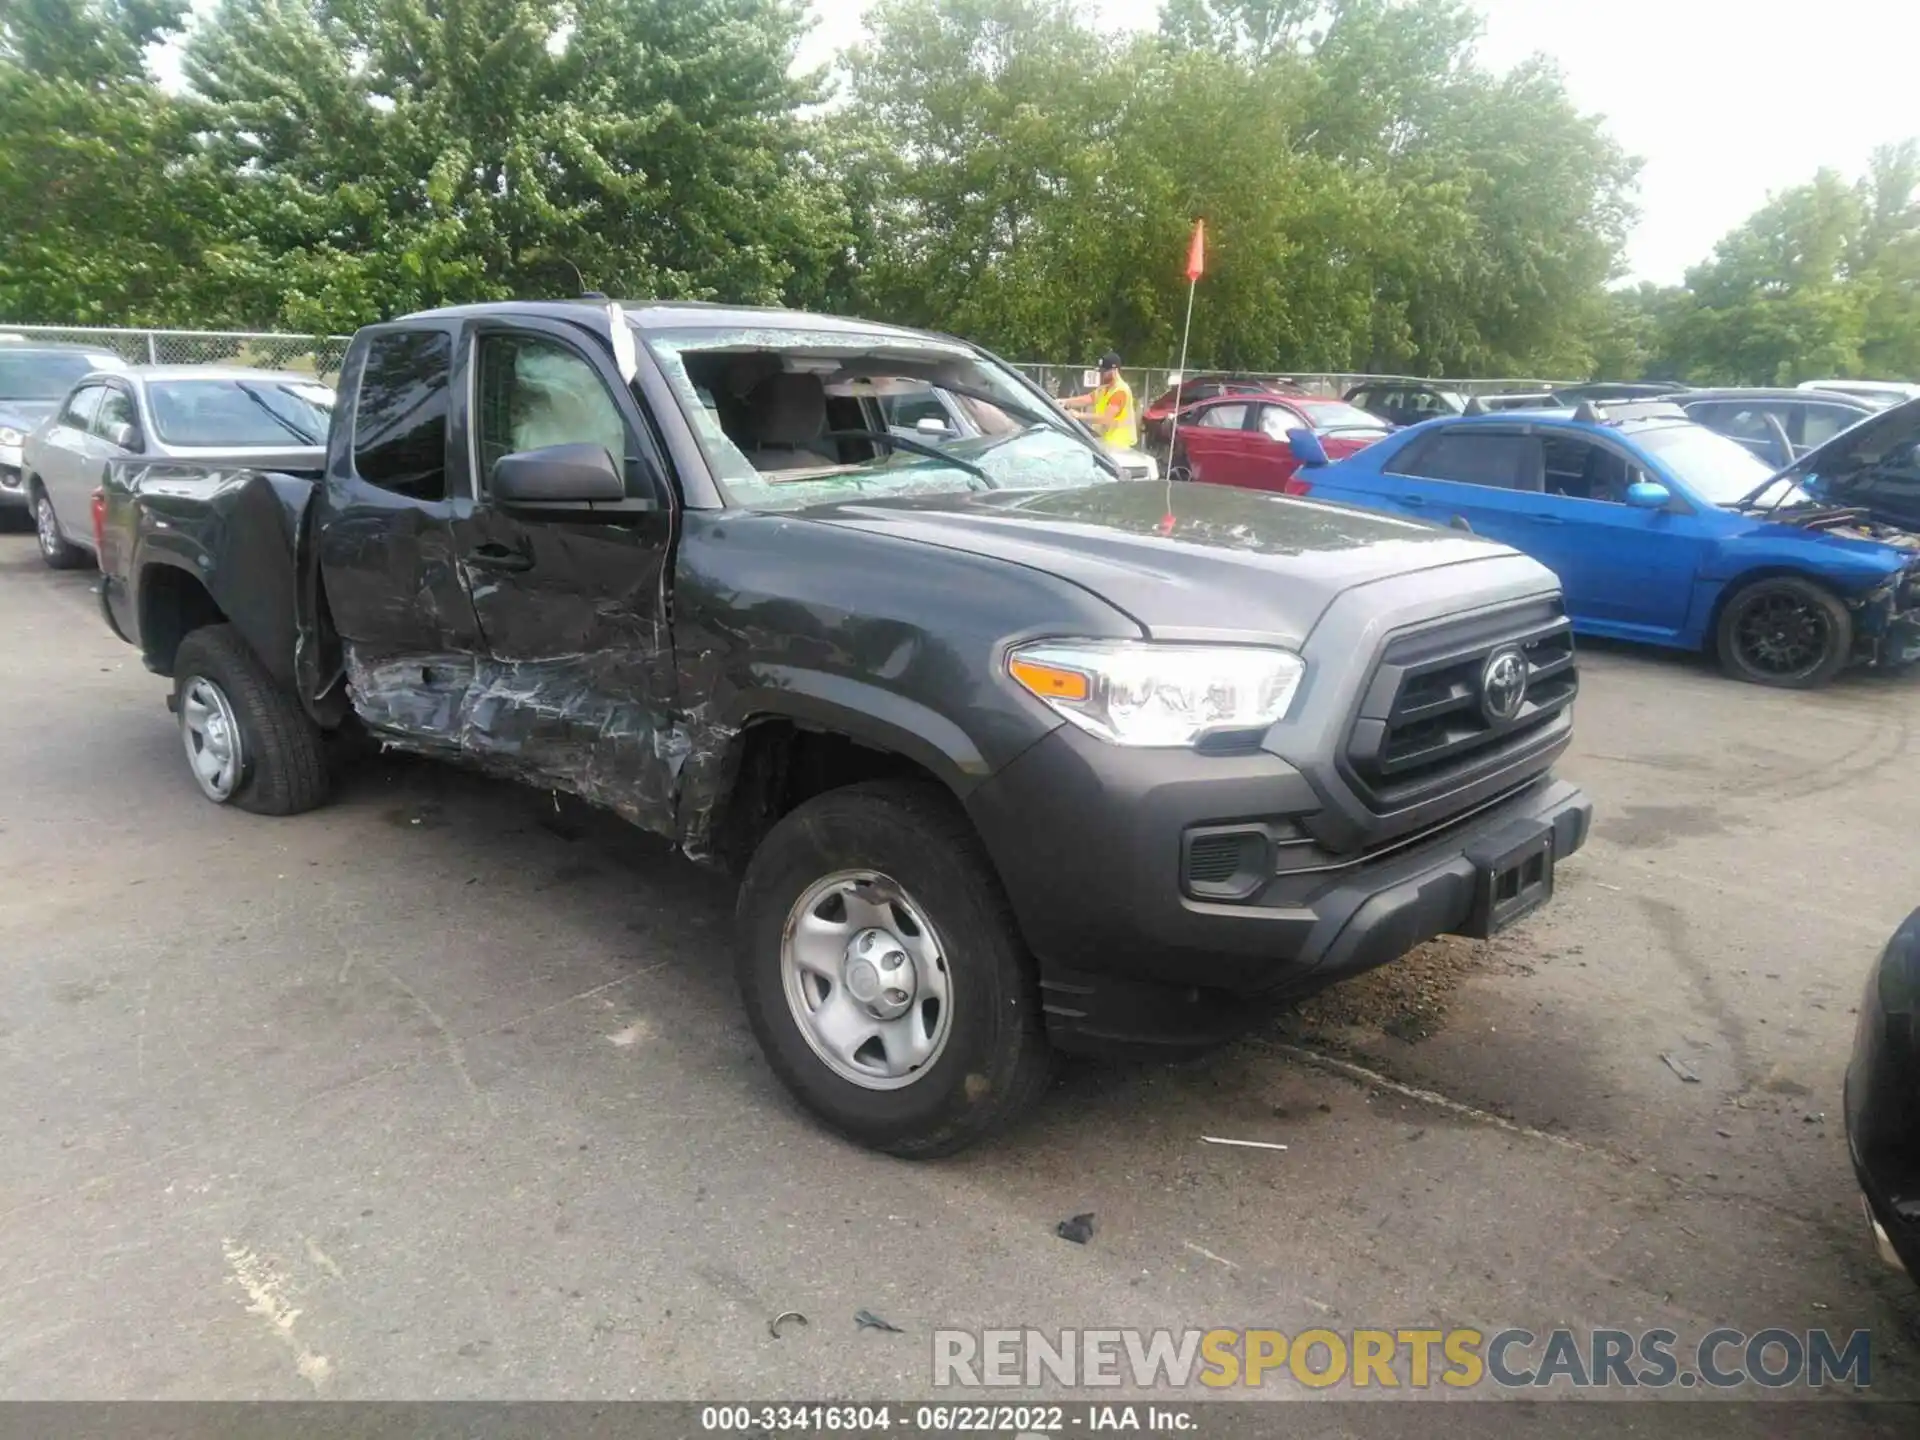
736,780 -> 1053,1157
173,624 -> 330,815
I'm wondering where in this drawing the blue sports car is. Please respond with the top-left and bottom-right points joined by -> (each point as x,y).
1284,398 -> 1920,688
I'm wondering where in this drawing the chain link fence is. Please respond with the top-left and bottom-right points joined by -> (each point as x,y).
0,324 -> 1570,408
0,324 -> 353,378
1010,363 -> 1572,403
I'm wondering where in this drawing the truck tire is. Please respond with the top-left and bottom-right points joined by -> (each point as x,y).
31,485 -> 87,570
736,780 -> 1054,1157
1716,576 -> 1852,689
173,624 -> 330,815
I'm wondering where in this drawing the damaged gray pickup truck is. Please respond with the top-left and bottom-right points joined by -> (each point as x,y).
98,300 -> 1592,1155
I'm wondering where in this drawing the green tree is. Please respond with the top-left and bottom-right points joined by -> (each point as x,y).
0,0 -> 223,324
185,0 -> 843,332
1665,169 -> 1868,384
1854,141 -> 1920,379
849,0 -> 1635,376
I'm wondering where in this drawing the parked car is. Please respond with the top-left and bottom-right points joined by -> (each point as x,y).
1141,374 -> 1300,445
0,343 -> 128,514
1843,913 -> 1920,1282
1290,398 -> 1920,688
97,298 -> 1591,1155
1170,392 -> 1391,492
1675,387 -> 1877,468
22,365 -> 332,569
1847,906 -> 1920,1283
1551,381 -> 1688,405
1799,380 -> 1920,410
1343,380 -> 1466,428
1471,392 -> 1563,413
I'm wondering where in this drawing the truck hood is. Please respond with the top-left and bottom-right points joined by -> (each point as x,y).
792,481 -> 1522,645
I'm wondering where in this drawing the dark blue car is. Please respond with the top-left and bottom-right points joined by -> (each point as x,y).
1288,398 -> 1920,687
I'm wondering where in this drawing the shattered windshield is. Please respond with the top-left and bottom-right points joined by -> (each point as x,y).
641,324 -> 1113,510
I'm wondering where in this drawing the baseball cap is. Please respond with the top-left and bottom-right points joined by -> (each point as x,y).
1098,351 -> 1122,370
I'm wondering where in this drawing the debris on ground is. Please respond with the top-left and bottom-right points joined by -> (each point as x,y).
1660,1053 -> 1701,1083
854,1309 -> 903,1333
768,1311 -> 807,1340
1200,1136 -> 1288,1152
1286,934 -> 1501,1043
1055,1213 -> 1097,1245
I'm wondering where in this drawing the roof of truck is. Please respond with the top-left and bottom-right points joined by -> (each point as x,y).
398,299 -> 957,346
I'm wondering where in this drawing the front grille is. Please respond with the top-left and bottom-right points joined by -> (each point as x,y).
1344,598 -> 1577,812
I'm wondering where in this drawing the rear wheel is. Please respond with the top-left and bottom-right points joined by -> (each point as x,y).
173,624 -> 331,814
31,487 -> 87,570
736,780 -> 1053,1157
1169,440 -> 1193,482
1716,576 -> 1852,689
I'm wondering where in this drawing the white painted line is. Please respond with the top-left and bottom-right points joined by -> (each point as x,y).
1256,1041 -> 1591,1153
1182,1240 -> 1239,1270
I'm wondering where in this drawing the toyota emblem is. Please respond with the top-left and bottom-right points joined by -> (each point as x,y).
1480,647 -> 1528,725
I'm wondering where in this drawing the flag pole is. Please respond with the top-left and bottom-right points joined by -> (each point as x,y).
1165,219 -> 1205,483
1164,275 -> 1198,479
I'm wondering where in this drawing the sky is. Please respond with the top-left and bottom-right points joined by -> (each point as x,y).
799,0 -> 1920,285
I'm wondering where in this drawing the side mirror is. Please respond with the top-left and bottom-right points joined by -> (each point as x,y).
108,422 -> 139,450
1625,480 -> 1672,510
1287,428 -> 1330,469
491,443 -> 625,505
914,416 -> 955,437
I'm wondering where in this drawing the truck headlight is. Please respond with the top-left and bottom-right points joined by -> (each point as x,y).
0,427 -> 22,447
1008,640 -> 1304,747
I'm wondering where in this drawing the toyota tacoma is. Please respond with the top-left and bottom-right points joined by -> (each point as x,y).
96,300 -> 1593,1155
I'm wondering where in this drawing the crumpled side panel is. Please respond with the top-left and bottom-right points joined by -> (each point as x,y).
344,646 -> 713,839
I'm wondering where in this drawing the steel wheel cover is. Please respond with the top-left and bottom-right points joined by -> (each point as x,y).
780,869 -> 954,1090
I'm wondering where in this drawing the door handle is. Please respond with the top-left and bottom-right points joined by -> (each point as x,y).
1398,494 -> 1427,506
1526,514 -> 1565,525
465,541 -> 534,573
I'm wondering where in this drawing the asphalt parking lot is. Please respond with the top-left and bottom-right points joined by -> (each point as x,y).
3,521 -> 1918,1420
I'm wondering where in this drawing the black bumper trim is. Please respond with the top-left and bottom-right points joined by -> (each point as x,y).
965,722 -> 1590,1055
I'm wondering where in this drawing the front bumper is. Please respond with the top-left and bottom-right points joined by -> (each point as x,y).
967,724 -> 1591,1055
1844,909 -> 1920,1282
0,452 -> 25,509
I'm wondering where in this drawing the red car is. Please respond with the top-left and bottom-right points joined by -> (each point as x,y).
1171,394 -> 1392,493
1141,375 -> 1300,444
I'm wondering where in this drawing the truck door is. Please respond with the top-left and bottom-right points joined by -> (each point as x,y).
446,318 -> 681,837
319,324 -> 487,745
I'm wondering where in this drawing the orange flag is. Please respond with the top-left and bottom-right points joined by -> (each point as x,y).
1185,219 -> 1206,281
